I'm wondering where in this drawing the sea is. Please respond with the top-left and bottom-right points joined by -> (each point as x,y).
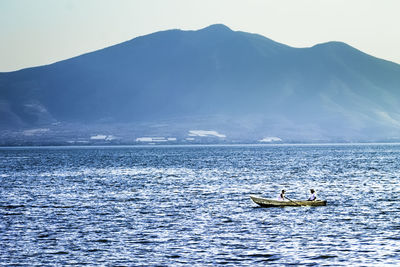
1,144 -> 400,266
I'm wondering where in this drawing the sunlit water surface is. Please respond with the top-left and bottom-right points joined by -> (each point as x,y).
1,144 -> 400,265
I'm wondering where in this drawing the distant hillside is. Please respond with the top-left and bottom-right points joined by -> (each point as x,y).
1,24 -> 400,144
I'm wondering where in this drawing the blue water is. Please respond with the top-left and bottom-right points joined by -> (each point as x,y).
1,144 -> 400,265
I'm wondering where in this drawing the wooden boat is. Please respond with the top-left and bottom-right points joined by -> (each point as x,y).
250,195 -> 327,207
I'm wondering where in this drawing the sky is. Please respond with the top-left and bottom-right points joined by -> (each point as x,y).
1,0 -> 399,72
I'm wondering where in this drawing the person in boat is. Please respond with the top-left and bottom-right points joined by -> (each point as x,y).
307,189 -> 317,201
277,189 -> 286,201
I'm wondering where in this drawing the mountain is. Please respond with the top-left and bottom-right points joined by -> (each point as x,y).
1,24 -> 400,144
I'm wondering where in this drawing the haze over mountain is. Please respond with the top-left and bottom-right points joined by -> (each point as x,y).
1,24 -> 400,144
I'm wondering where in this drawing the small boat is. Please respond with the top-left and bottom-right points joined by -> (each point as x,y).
250,195 -> 327,207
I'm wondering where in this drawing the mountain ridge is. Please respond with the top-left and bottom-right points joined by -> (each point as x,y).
1,24 -> 400,144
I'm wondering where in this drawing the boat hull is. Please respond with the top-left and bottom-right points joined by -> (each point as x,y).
250,195 -> 327,207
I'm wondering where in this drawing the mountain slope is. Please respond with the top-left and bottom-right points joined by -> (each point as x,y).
1,24 -> 400,143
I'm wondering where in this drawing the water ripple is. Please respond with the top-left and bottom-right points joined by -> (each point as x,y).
1,144 -> 400,265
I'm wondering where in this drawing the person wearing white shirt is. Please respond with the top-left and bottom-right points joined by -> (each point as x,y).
277,189 -> 286,201
308,189 -> 317,201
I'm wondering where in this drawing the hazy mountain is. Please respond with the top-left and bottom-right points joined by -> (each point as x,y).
1,24 -> 400,144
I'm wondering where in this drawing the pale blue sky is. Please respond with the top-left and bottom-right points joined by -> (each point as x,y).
1,0 -> 399,72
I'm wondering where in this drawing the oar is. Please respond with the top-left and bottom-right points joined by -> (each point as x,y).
285,196 -> 301,206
